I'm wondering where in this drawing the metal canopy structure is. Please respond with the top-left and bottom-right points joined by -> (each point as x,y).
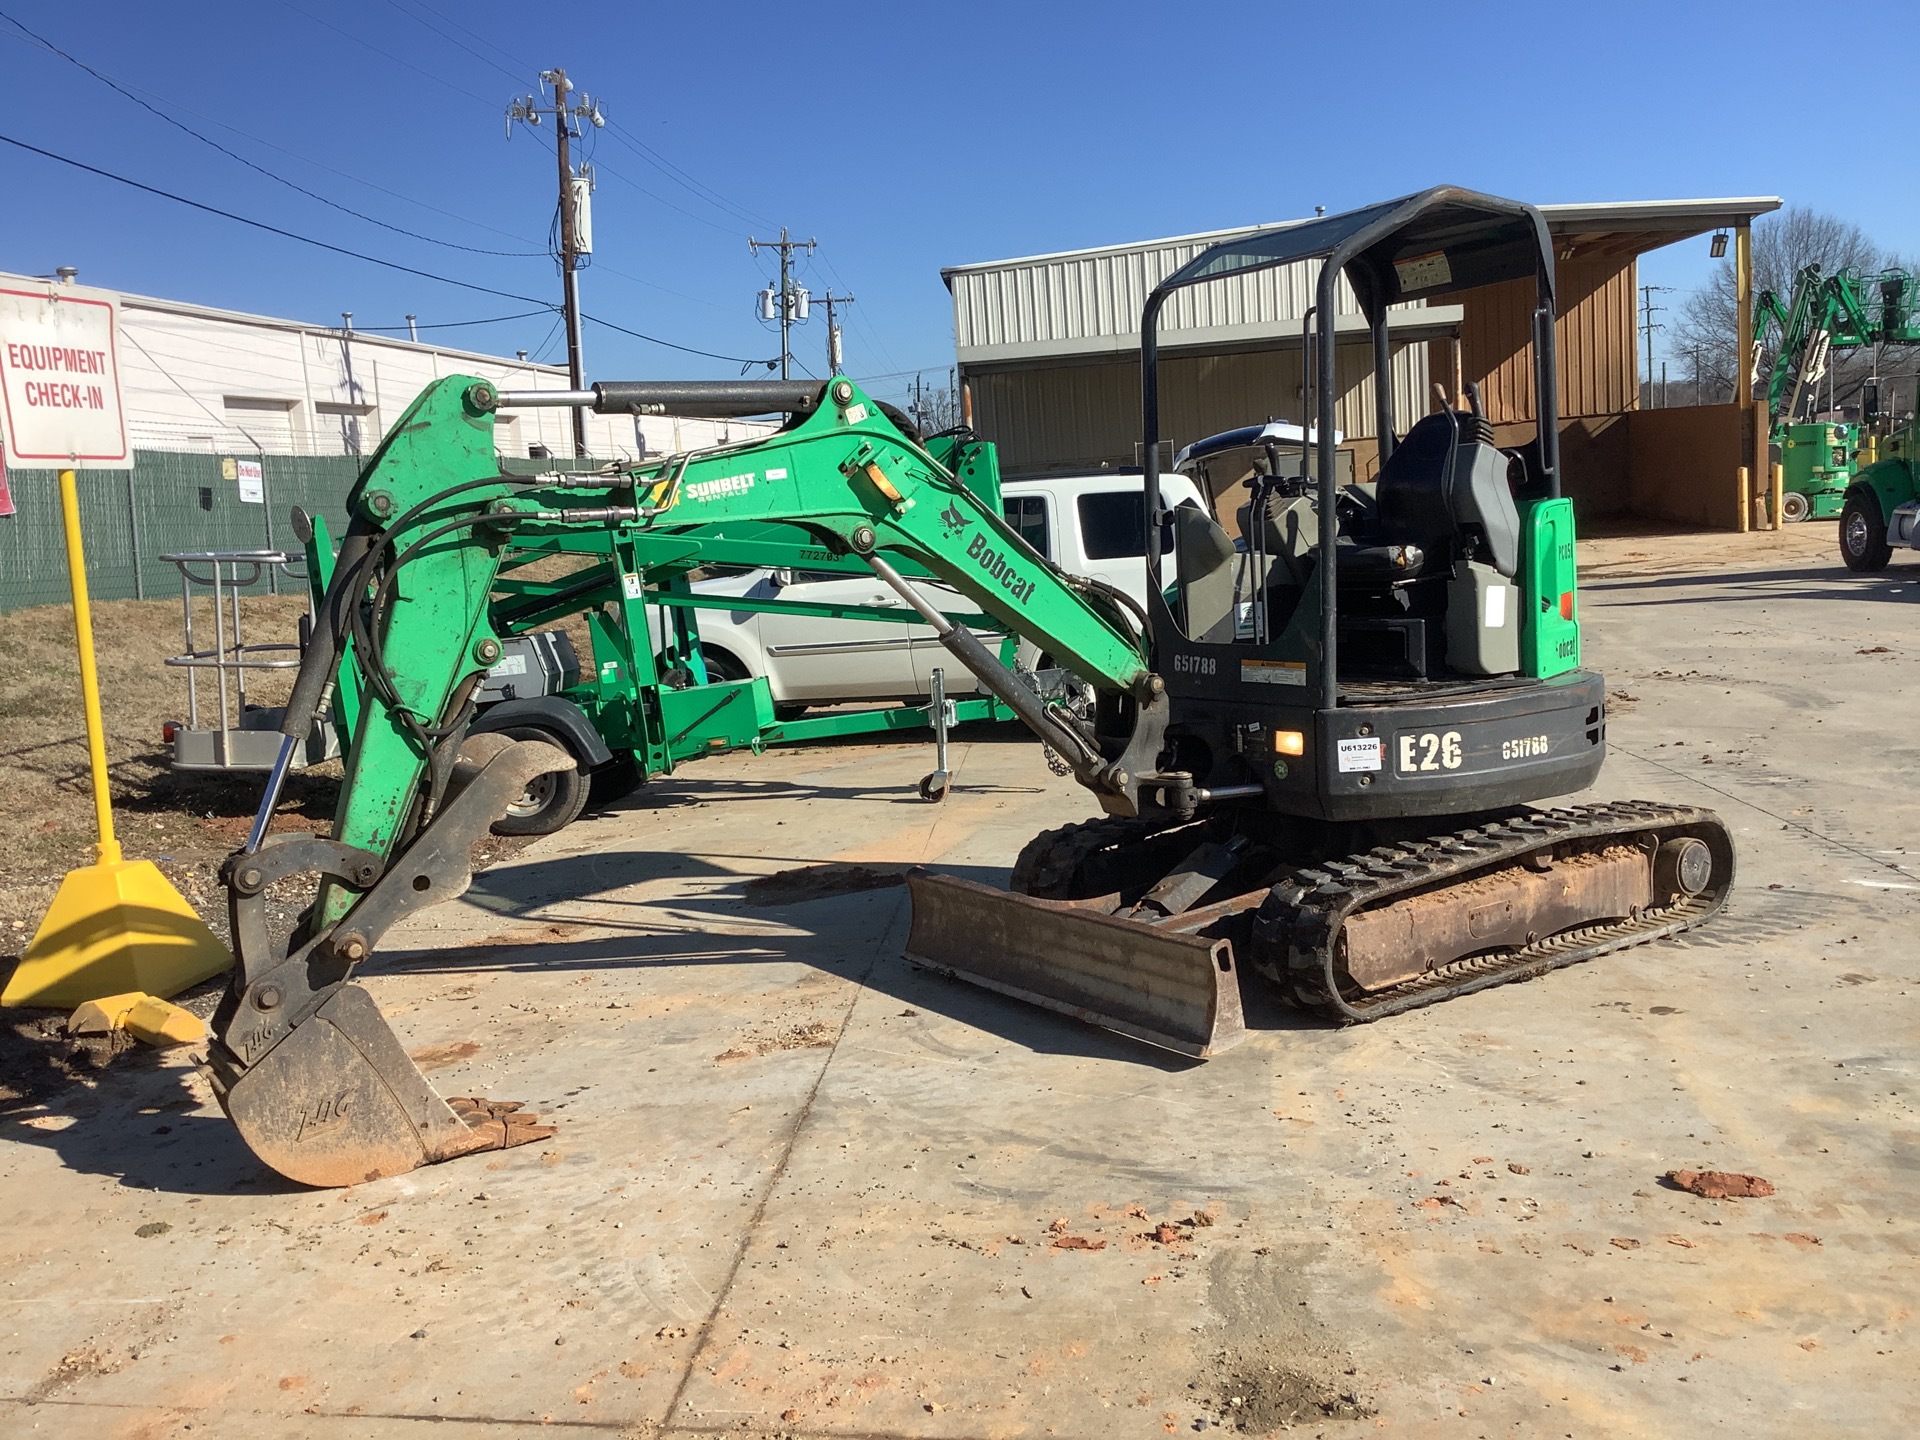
1153,189 -> 1555,318
1140,187 -> 1564,711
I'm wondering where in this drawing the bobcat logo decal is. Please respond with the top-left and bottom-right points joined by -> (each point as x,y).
938,501 -> 970,540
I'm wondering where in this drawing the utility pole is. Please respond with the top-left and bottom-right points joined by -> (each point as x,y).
1640,284 -> 1673,409
508,69 -> 605,455
749,228 -> 816,379
818,289 -> 854,374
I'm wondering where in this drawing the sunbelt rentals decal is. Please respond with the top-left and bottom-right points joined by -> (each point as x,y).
684,471 -> 756,503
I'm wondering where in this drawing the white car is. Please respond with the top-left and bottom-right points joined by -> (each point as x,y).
679,471 -> 1207,710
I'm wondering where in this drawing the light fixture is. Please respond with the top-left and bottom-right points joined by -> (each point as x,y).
1710,231 -> 1729,258
1272,730 -> 1306,757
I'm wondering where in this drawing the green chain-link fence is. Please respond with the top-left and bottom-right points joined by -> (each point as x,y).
0,450 -> 361,612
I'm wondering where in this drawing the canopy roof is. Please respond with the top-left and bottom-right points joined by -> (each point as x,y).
1153,187 -> 1554,321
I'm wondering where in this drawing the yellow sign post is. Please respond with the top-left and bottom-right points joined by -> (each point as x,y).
0,281 -> 229,1008
0,473 -> 230,1007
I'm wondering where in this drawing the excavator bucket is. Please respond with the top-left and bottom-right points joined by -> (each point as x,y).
209,736 -> 567,1187
216,984 -> 551,1188
904,872 -> 1247,1058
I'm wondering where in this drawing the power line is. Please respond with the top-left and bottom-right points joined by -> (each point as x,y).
601,120 -> 773,231
402,0 -> 531,77
375,0 -> 779,240
270,0 -> 500,107
0,131 -> 548,303
583,312 -> 777,367
818,252 -> 901,375
0,131 -> 775,366
381,0 -> 526,85
353,308 -> 557,332
0,7 -> 547,259
19,60 -> 542,248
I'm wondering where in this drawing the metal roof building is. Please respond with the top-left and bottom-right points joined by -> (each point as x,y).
942,195 -> 1781,524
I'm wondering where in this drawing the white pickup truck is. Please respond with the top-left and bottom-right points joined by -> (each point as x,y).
683,470 -> 1207,709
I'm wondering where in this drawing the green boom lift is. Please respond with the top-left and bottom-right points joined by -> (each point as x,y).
208,189 -> 1734,1189
1755,263 -> 1919,520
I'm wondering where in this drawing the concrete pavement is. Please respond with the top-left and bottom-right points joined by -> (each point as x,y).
1,526 -> 1915,1438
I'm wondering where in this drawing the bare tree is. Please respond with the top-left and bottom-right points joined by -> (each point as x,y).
907,379 -> 962,434
1675,207 -> 1884,405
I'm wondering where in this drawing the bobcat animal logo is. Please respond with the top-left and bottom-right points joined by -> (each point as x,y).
939,502 -> 970,540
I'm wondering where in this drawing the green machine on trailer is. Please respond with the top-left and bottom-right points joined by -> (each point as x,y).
1755,263 -> 1920,520
299,425 -> 1021,833
1837,417 -> 1920,570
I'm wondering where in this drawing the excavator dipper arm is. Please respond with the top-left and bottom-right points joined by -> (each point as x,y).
211,375 -> 1177,1187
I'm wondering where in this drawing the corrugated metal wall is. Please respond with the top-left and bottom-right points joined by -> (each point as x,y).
1451,257 -> 1637,424
0,451 -> 359,612
951,245 -> 1367,353
970,341 -> 1429,476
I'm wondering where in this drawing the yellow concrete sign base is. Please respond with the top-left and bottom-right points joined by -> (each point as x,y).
1,859 -> 231,1010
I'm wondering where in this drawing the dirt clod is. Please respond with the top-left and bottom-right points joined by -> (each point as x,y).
1212,1362 -> 1370,1431
409,1041 -> 481,1070
1667,1169 -> 1775,1200
714,1022 -> 835,1062
1049,1234 -> 1105,1251
134,1221 -> 171,1238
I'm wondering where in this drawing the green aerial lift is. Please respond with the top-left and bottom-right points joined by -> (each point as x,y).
206,188 -> 1734,1189
1755,264 -> 1919,520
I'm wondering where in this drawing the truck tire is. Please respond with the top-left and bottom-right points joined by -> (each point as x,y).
491,724 -> 591,836
1781,490 -> 1810,523
1840,491 -> 1892,572
589,752 -> 643,806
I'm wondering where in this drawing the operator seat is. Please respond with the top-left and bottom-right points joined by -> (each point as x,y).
1363,410 -> 1523,578
1332,407 -> 1525,678
1173,505 -> 1238,644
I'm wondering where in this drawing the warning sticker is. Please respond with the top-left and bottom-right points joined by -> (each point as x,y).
1336,737 -> 1383,773
1240,658 -> 1307,686
1394,249 -> 1452,293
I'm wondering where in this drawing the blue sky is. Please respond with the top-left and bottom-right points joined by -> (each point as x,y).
2,0 -> 1915,412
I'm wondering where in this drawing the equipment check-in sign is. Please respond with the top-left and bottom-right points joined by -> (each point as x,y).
0,282 -> 130,469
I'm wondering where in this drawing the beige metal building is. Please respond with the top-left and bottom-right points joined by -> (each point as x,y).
944,196 -> 1782,525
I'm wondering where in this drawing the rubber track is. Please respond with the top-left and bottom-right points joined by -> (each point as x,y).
1009,815 -> 1171,899
1252,800 -> 1734,1022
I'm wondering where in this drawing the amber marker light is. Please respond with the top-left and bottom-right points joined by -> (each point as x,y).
1272,730 -> 1306,757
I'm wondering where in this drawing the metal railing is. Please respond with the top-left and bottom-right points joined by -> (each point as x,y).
162,550 -> 307,768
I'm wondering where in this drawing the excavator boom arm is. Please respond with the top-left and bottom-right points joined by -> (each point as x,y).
208,375 -> 1170,1187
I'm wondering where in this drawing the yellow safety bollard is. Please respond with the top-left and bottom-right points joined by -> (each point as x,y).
1737,467 -> 1750,534
1,471 -> 231,1009
1772,463 -> 1786,533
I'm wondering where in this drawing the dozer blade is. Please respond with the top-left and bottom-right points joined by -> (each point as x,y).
904,871 -> 1247,1058
210,735 -> 569,1187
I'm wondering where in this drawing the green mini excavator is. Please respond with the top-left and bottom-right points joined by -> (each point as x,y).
211,188 -> 1733,1187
